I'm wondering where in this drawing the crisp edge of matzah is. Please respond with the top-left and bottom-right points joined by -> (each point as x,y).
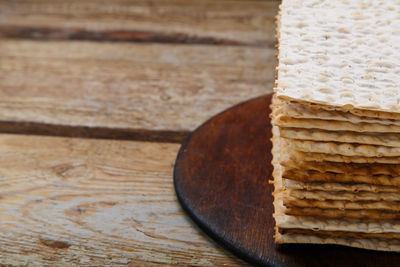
272,127 -> 400,235
285,179 -> 400,193
283,138 -> 400,157
280,127 -> 400,148
273,97 -> 400,125
275,231 -> 400,252
286,188 -> 400,202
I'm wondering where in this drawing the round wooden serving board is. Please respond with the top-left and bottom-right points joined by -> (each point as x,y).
174,94 -> 400,267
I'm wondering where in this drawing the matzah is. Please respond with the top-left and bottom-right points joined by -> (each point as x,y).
286,100 -> 400,121
283,197 -> 400,211
276,232 -> 400,252
284,179 -> 400,193
273,97 -> 400,125
286,207 -> 400,221
275,181 -> 400,234
284,169 -> 400,187
280,128 -> 400,148
271,0 -> 400,251
275,203 -> 400,234
278,134 -> 400,163
276,1 -> 400,114
289,151 -> 400,164
286,188 -> 400,202
282,160 -> 400,177
281,229 -> 400,240
283,138 -> 400,157
274,116 -> 400,133
273,160 -> 400,250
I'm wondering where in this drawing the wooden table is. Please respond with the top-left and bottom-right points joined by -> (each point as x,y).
0,1 -> 278,265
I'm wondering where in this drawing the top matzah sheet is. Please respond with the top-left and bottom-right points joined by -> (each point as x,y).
276,0 -> 400,113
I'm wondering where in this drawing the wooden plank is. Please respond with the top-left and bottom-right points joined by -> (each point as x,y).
0,0 -> 279,47
0,134 -> 248,266
0,40 -> 275,139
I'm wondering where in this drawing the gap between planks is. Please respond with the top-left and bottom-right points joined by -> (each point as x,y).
0,121 -> 189,143
0,26 -> 262,47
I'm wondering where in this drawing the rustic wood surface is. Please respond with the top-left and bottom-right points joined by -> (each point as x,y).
0,39 -> 275,139
0,0 -> 278,265
0,0 -> 278,46
0,135 -> 245,266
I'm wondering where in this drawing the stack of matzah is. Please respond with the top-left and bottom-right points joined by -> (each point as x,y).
272,0 -> 400,251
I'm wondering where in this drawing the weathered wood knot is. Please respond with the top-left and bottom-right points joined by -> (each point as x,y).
39,238 -> 71,249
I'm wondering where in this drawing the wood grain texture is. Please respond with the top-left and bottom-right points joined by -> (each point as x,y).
0,0 -> 279,46
0,39 -> 275,136
0,1 -> 279,264
0,134 -> 247,266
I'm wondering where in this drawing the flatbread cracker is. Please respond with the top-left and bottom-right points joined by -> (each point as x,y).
280,228 -> 400,240
283,197 -> 400,212
279,136 -> 400,164
273,137 -> 400,234
275,210 -> 400,234
285,207 -> 400,221
273,0 -> 400,250
290,151 -> 400,164
276,232 -> 400,252
284,179 -> 400,193
273,97 -> 400,126
282,160 -> 400,177
284,138 -> 400,157
286,188 -> 400,202
289,100 -> 400,121
280,127 -> 400,148
274,116 -> 400,133
283,169 -> 400,187
275,188 -> 400,236
275,192 -> 400,234
276,0 -> 400,115
274,151 -> 400,252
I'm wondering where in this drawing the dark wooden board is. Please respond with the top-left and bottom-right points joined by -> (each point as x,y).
174,94 -> 400,267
